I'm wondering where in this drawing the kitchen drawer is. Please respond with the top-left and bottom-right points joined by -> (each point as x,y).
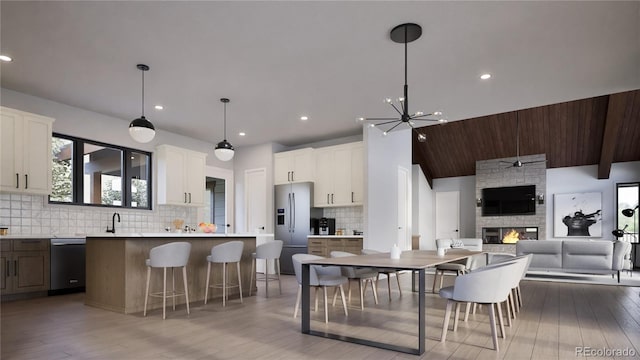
308,239 -> 327,247
342,247 -> 362,255
308,248 -> 327,257
343,238 -> 363,248
327,238 -> 343,247
1,240 -> 11,252
12,239 -> 49,252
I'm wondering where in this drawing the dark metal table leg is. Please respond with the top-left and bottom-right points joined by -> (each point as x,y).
418,269 -> 425,354
302,263 -> 310,334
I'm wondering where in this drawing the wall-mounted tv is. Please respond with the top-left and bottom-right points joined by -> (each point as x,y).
482,185 -> 536,216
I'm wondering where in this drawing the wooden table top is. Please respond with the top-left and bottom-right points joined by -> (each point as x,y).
303,249 -> 484,270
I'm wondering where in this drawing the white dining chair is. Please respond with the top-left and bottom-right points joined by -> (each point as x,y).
204,240 -> 244,307
361,248 -> 402,299
249,240 -> 283,297
330,251 -> 379,310
292,254 -> 348,323
143,242 -> 191,319
439,260 -> 520,351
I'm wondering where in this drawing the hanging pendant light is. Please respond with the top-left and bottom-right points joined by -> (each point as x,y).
215,98 -> 234,161
129,64 -> 156,143
359,23 -> 446,142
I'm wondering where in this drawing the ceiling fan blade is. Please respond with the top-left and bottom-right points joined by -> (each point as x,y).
365,117 -> 399,121
522,160 -> 548,165
499,161 -> 514,164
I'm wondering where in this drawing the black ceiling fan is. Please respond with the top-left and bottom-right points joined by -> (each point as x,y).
500,113 -> 547,168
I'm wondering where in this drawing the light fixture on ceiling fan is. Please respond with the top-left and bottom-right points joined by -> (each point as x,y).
500,112 -> 547,168
358,23 -> 446,142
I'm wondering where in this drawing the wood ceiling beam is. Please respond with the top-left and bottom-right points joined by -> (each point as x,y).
598,92 -> 628,179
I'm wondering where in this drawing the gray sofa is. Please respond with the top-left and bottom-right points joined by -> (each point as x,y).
516,240 -> 630,282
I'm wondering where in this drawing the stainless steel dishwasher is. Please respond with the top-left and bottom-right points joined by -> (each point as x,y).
49,238 -> 86,295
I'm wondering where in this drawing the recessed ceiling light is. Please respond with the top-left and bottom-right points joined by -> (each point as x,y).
154,105 -> 164,110
0,55 -> 13,62
238,132 -> 246,136
300,116 -> 309,121
480,73 -> 491,80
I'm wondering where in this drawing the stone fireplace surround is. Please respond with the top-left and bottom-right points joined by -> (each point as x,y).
476,154 -> 547,254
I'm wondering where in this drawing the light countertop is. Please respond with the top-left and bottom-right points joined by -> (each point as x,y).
2,233 -> 273,239
308,235 -> 364,239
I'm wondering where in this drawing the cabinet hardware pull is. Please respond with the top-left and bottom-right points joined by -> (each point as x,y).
331,193 -> 334,203
287,171 -> 291,182
25,174 -> 28,189
14,260 -> 17,277
184,193 -> 188,203
189,193 -> 192,203
6,261 -> 9,277
352,192 -> 354,203
327,194 -> 329,204
20,240 -> 41,244
16,173 -> 19,188
291,171 -> 294,182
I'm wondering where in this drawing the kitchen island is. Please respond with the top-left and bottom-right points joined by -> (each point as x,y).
85,233 -> 258,314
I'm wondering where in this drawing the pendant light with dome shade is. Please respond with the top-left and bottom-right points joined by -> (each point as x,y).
214,98 -> 234,161
129,64 -> 156,143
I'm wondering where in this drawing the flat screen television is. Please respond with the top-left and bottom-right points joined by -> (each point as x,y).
482,185 -> 536,216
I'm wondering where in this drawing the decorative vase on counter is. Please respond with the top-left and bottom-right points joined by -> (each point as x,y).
390,244 -> 401,259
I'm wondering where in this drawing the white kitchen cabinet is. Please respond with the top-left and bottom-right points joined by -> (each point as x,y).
0,107 -> 54,195
274,148 -> 314,185
156,144 -> 206,206
314,142 -> 363,207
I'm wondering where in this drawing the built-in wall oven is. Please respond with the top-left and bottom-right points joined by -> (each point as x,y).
49,238 -> 86,295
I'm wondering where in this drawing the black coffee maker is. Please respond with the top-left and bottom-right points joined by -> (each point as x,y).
318,217 -> 336,235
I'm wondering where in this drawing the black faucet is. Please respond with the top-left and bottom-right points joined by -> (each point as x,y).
106,212 -> 120,233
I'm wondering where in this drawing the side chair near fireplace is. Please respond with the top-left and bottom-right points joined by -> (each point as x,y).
432,238 -> 483,293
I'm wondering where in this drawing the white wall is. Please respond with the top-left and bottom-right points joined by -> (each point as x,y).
233,142 -> 277,234
412,165 -> 435,249
432,175 -> 477,238
546,161 -> 640,240
364,125 -> 412,251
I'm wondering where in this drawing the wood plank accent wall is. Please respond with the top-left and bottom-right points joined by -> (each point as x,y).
413,89 -> 640,180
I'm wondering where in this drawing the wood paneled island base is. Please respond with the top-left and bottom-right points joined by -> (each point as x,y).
85,235 -> 257,314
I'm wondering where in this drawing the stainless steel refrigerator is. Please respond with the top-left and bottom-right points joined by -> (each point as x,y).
275,182 -> 321,274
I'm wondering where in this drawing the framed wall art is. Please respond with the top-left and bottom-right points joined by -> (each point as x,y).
554,192 -> 602,237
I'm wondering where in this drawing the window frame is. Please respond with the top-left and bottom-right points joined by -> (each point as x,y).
615,182 -> 639,238
49,133 -> 153,210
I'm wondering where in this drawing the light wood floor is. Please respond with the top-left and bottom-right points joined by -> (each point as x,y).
2,274 -> 639,360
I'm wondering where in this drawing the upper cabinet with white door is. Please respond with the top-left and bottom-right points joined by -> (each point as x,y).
0,107 -> 54,195
274,148 -> 314,185
156,144 -> 206,206
314,141 -> 364,207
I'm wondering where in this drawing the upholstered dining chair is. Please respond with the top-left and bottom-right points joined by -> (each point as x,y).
432,238 -> 483,293
143,242 -> 191,320
292,254 -> 349,323
439,260 -> 521,351
361,248 -> 402,299
330,251 -> 379,310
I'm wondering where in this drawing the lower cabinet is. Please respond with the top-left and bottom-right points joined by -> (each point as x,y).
307,237 -> 363,257
1,239 -> 50,296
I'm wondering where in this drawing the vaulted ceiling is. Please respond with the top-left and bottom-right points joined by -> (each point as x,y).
413,89 -> 640,186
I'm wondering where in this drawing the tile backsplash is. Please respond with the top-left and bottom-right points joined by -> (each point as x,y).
322,206 -> 363,234
0,193 -> 197,236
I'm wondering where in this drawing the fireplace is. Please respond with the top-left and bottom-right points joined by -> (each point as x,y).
482,227 -> 538,244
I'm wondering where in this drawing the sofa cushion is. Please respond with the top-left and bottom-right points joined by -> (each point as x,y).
562,240 -> 612,271
516,240 -> 563,269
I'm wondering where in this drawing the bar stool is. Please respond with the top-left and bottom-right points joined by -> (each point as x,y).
143,242 -> 191,319
249,240 -> 283,297
204,241 -> 244,307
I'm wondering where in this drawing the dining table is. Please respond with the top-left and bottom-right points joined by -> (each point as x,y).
300,249 -> 484,355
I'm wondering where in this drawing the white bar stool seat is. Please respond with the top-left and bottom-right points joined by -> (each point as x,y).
249,240 -> 283,297
204,240 -> 244,307
143,242 -> 191,319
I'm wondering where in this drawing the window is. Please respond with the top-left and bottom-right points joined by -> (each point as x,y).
616,182 -> 639,241
50,133 -> 152,209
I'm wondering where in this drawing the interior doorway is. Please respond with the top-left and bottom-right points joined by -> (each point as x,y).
205,177 -> 226,234
435,191 -> 460,240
